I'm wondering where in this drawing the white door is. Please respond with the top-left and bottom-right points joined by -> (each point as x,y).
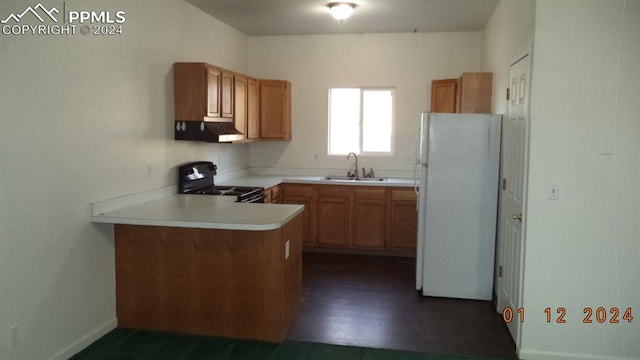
496,48 -> 531,345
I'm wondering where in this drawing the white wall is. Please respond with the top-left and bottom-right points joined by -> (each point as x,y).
247,32 -> 483,177
482,0 -> 536,115
521,0 -> 640,359
0,1 -> 249,359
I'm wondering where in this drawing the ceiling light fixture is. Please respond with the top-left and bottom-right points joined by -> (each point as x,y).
328,2 -> 356,21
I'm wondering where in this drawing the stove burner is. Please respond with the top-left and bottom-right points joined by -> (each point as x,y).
177,162 -> 265,203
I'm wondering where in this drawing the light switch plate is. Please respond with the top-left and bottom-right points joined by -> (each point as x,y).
547,182 -> 560,200
600,135 -> 614,155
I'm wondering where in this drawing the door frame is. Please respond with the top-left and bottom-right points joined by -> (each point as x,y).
495,42 -> 533,351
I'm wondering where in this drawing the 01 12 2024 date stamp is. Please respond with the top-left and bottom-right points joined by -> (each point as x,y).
501,307 -> 634,324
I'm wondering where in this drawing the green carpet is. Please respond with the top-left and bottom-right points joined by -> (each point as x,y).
70,328 -> 508,360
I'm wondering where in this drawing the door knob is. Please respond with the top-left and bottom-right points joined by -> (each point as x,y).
512,213 -> 522,222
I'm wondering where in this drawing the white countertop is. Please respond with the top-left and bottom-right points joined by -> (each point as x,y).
91,173 -> 413,232
91,195 -> 304,231
217,175 -> 415,188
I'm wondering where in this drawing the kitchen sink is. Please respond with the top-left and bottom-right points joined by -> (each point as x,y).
322,176 -> 386,182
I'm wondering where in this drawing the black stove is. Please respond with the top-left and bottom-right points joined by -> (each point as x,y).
177,161 -> 265,203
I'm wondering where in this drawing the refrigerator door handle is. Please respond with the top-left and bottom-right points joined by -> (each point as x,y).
415,165 -> 420,211
414,122 -> 421,163
414,129 -> 420,194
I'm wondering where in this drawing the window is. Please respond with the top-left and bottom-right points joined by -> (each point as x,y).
328,87 -> 394,155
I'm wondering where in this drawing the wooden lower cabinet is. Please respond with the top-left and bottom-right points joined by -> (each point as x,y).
114,215 -> 302,343
264,185 -> 281,204
317,186 -> 350,246
281,184 -> 417,252
281,185 -> 316,246
388,189 -> 418,249
353,188 -> 386,248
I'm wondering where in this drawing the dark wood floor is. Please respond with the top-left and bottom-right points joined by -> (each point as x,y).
286,252 -> 516,358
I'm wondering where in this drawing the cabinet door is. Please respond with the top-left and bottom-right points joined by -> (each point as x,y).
388,189 -> 417,249
264,185 -> 281,204
264,188 -> 273,204
431,78 -> 459,113
175,63 -> 207,121
260,80 -> 291,140
221,72 -> 234,118
459,72 -> 493,113
281,185 -> 316,246
270,185 -> 281,204
316,186 -> 350,246
234,75 -> 248,139
353,188 -> 386,248
247,78 -> 260,139
317,198 -> 349,246
206,67 -> 222,117
283,196 -> 314,245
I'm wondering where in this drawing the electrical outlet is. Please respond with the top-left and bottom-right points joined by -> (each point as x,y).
285,240 -> 290,259
10,325 -> 19,348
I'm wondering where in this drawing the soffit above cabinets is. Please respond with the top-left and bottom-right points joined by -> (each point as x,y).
186,0 -> 500,36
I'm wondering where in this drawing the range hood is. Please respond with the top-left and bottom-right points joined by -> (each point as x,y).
174,119 -> 244,143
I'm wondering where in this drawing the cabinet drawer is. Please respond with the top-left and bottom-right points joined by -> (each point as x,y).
391,189 -> 416,201
282,184 -> 314,197
353,188 -> 386,199
317,185 -> 349,198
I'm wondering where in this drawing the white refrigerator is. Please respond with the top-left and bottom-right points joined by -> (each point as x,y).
415,112 -> 502,301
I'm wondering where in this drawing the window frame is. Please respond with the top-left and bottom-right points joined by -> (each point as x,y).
327,86 -> 396,156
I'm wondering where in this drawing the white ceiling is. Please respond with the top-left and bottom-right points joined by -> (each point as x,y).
186,0 -> 500,36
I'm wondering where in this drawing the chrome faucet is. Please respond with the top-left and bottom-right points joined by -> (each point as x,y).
362,167 -> 374,178
347,152 -> 359,178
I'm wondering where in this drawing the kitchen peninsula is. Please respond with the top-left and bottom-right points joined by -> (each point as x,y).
92,194 -> 304,343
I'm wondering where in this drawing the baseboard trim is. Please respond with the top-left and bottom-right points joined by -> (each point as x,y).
303,247 -> 416,258
45,318 -> 117,360
519,348 -> 637,360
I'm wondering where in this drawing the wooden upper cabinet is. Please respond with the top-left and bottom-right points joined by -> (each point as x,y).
221,71 -> 234,119
206,66 -> 222,118
459,72 -> 492,113
431,78 -> 459,113
174,62 -> 208,121
234,75 -> 248,140
431,72 -> 492,114
175,62 -> 292,142
174,63 -> 234,121
260,80 -> 291,141
247,78 -> 260,140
